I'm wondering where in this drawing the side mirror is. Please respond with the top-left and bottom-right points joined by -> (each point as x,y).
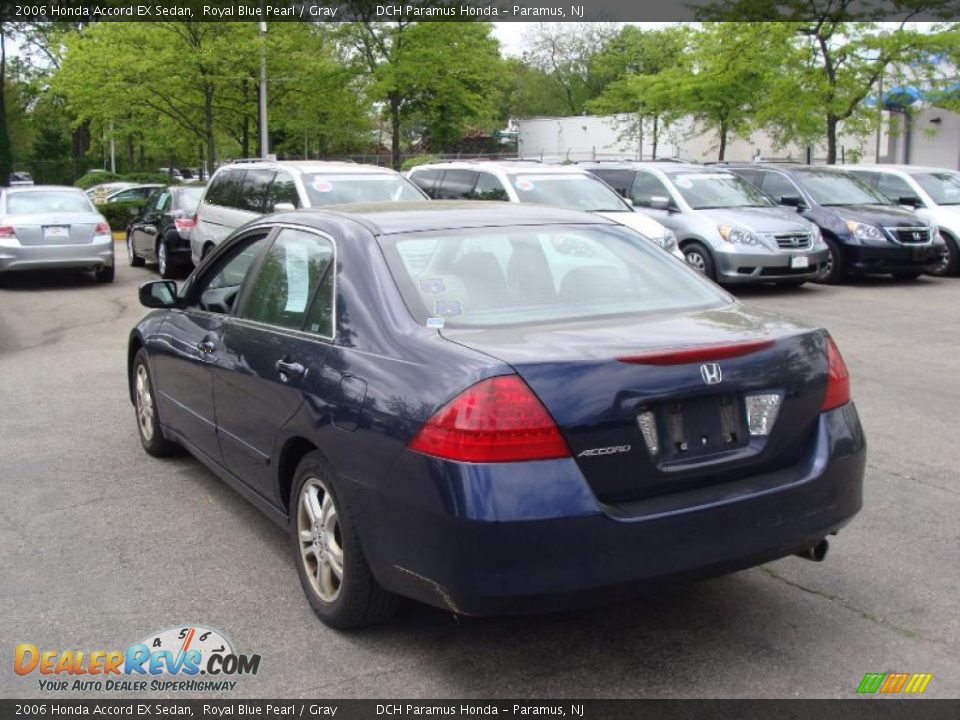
898,195 -> 922,208
139,280 -> 178,309
273,202 -> 296,213
648,196 -> 673,211
779,195 -> 804,208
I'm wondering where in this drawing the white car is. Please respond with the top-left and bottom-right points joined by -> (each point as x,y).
406,161 -> 684,260
847,165 -> 960,276
191,160 -> 427,266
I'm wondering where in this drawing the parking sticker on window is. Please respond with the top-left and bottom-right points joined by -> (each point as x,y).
675,177 -> 693,189
514,179 -> 535,191
312,179 -> 333,193
419,277 -> 446,294
284,243 -> 311,312
434,300 -> 463,317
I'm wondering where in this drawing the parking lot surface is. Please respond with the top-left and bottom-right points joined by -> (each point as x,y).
2,251 -> 958,699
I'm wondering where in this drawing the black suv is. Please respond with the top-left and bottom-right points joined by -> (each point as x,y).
721,163 -> 944,283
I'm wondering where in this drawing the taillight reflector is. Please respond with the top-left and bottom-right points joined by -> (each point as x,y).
408,375 -> 570,463
0,225 -> 18,238
95,222 -> 111,234
617,338 -> 774,365
821,336 -> 851,411
175,217 -> 196,231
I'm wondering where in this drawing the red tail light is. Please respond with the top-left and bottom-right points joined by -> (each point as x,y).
0,225 -> 17,238
408,375 -> 570,463
821,336 -> 850,411
175,217 -> 196,232
95,222 -> 111,234
617,338 -> 774,365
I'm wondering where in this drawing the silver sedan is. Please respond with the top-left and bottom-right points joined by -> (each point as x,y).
0,186 -> 115,282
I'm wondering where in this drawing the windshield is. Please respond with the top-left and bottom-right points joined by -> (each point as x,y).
380,224 -> 727,328
302,173 -> 425,206
912,172 -> 960,206
6,191 -> 94,215
177,186 -> 206,212
797,171 -> 890,206
667,172 -> 774,209
507,173 -> 629,212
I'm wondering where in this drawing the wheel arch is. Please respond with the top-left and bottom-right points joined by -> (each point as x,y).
277,436 -> 322,514
127,333 -> 145,405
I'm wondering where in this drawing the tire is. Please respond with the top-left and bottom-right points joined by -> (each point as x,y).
929,231 -> 959,277
157,238 -> 177,279
132,349 -> 178,457
95,263 -> 115,283
778,279 -> 806,288
683,241 -> 716,281
816,236 -> 845,285
128,233 -> 144,267
892,271 -> 922,280
290,451 -> 397,629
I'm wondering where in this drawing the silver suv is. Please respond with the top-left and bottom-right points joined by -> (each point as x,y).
582,162 -> 829,286
191,160 -> 427,265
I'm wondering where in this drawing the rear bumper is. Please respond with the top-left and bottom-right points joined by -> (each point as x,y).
0,237 -> 115,272
844,242 -> 944,274
714,246 -> 829,284
355,403 -> 866,616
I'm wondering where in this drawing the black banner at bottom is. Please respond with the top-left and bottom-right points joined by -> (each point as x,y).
2,700 -> 960,720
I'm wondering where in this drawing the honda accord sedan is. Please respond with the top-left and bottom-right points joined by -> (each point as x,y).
128,203 -> 865,628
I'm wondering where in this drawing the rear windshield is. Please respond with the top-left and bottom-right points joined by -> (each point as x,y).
506,173 -> 628,212
796,171 -> 890,206
912,172 -> 960,205
302,173 -> 425,206
6,191 -> 94,214
380,224 -> 728,328
667,172 -> 774,209
176,186 -> 206,212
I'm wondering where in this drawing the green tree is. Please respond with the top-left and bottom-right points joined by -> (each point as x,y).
0,24 -> 14,185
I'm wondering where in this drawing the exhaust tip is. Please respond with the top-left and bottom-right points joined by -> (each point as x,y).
794,538 -> 829,562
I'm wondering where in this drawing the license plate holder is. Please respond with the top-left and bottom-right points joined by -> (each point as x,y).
43,225 -> 70,241
659,394 -> 746,461
790,255 -> 810,269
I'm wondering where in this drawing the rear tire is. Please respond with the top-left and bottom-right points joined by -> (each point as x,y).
157,238 -> 177,279
290,451 -> 397,629
683,241 -> 716,281
778,279 -> 806,288
929,231 -> 959,277
132,349 -> 178,457
95,263 -> 115,283
816,236 -> 845,284
128,233 -> 144,267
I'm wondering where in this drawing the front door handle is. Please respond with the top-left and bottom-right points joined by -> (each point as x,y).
276,358 -> 306,382
197,339 -> 216,354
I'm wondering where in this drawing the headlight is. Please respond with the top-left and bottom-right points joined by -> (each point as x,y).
659,229 -> 678,251
718,225 -> 761,245
845,220 -> 882,241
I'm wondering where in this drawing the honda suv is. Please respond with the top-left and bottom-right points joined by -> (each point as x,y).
191,160 -> 427,265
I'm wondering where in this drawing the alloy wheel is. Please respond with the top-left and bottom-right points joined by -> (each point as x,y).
127,235 -> 135,264
135,364 -> 154,442
158,242 -> 168,277
297,478 -> 344,603
686,251 -> 706,274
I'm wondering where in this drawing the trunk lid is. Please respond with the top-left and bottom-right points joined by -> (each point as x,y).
9,213 -> 100,246
441,304 -> 829,503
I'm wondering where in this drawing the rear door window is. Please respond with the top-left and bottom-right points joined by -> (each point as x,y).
436,170 -> 479,200
237,169 -> 276,213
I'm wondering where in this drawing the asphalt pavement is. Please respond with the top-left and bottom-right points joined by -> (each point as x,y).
1,249 -> 958,699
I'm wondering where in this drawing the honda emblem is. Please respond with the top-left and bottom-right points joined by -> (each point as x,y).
700,363 -> 722,385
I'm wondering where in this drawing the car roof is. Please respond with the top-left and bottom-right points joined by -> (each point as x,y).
410,160 -> 586,175
219,160 -> 401,175
272,201 -> 617,236
847,164 -> 957,174
4,185 -> 85,194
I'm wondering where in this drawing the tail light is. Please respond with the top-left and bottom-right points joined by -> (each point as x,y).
175,217 -> 196,232
0,225 -> 17,238
95,222 -> 111,235
821,336 -> 851,411
408,375 -> 570,463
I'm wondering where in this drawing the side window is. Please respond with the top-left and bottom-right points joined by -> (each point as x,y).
436,170 -> 479,200
204,170 -> 243,207
473,173 -> 508,201
409,169 -> 441,197
630,172 -> 672,207
239,228 -> 335,333
237,169 -> 276,213
877,173 -> 915,202
760,172 -> 800,201
267,171 -> 300,210
154,191 -> 172,213
193,233 -> 272,314
590,169 -> 634,197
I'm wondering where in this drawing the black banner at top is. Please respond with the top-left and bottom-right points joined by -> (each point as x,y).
3,0 -> 958,23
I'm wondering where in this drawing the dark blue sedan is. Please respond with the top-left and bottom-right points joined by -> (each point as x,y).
128,203 -> 865,628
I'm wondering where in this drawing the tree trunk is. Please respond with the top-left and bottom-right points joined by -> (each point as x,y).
651,115 -> 659,160
389,91 -> 401,170
204,85 -> 216,175
825,115 -> 838,164
0,29 -> 13,186
717,119 -> 728,161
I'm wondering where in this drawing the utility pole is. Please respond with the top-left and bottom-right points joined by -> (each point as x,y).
258,12 -> 269,159
109,121 -> 116,174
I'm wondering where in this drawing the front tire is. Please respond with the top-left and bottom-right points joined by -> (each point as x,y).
929,231 -> 959,277
290,452 -> 397,629
816,237 -> 845,284
683,241 -> 716,281
132,349 -> 178,457
128,233 -> 144,267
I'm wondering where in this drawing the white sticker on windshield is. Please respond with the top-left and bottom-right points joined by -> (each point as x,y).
675,177 -> 693,189
284,243 -> 311,313
312,179 -> 333,193
426,317 -> 445,328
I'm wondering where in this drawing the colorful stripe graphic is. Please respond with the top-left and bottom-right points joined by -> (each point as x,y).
857,672 -> 932,694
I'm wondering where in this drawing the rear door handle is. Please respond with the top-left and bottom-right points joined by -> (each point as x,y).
197,339 -> 216,354
276,359 -> 306,382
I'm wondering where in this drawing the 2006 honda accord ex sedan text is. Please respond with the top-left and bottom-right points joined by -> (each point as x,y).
128,202 -> 866,629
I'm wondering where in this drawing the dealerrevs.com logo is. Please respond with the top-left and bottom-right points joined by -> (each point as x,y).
14,625 -> 261,692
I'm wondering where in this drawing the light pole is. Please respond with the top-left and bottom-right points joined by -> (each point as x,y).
258,13 -> 269,159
